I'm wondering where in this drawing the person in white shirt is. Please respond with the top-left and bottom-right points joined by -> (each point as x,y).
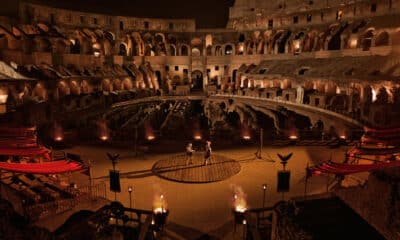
186,143 -> 195,165
204,141 -> 212,165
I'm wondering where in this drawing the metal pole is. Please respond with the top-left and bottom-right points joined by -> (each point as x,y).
304,161 -> 309,200
259,128 -> 263,157
88,159 -> 92,198
262,185 -> 266,209
134,127 -> 138,157
128,186 -> 133,218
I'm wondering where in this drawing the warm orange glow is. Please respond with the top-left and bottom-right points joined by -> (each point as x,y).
194,135 -> 202,140
153,194 -> 167,213
0,94 -> 8,104
100,135 -> 108,141
339,135 -> 346,140
289,135 -> 298,140
147,135 -> 155,141
350,38 -> 358,48
242,135 -> 251,140
232,186 -> 248,213
55,136 -> 63,142
53,123 -> 64,142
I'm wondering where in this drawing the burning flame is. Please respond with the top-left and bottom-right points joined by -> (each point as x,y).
53,123 -> 64,142
339,135 -> 346,140
145,121 -> 155,141
194,134 -> 202,140
289,135 -> 298,140
147,135 -> 155,141
97,119 -> 110,141
153,194 -> 167,214
242,135 -> 251,140
241,121 -> 251,141
100,135 -> 108,141
231,185 -> 248,213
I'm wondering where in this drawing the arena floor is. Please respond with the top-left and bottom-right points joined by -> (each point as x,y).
67,144 -> 351,239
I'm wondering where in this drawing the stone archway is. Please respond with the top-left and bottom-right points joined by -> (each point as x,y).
375,31 -> 389,46
155,71 -> 162,87
361,29 -> 374,51
191,70 -> 203,90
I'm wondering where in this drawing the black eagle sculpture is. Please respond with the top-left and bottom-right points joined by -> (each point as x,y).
107,152 -> 120,169
277,152 -> 293,169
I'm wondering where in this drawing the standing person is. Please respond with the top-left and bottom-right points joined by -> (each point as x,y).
204,140 -> 212,166
186,143 -> 195,165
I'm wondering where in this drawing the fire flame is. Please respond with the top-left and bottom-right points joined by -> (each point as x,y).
194,134 -> 202,140
53,123 -> 64,142
242,135 -> 251,140
147,135 -> 155,141
289,135 -> 298,140
97,119 -> 109,141
241,121 -> 251,141
231,185 -> 248,213
145,121 -> 155,141
153,194 -> 167,214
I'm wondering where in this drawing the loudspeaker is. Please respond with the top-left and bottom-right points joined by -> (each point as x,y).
109,170 -> 121,192
277,170 -> 290,192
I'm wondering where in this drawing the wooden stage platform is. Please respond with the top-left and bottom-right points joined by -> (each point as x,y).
151,153 -> 241,183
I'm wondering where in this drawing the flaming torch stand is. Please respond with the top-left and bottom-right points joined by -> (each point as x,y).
232,208 -> 247,240
232,193 -> 248,240
152,210 -> 169,232
152,195 -> 169,234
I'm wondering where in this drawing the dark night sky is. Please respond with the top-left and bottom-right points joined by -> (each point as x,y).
1,0 -> 235,28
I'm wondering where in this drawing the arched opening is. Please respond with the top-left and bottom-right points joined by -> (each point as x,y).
118,43 -> 127,56
238,33 -> 245,42
277,31 -> 291,54
113,79 -> 122,91
327,24 -> 346,50
101,79 -> 112,92
375,31 -> 389,46
155,71 -> 162,87
55,40 -> 67,54
181,45 -> 189,56
70,81 -> 81,95
361,29 -> 374,51
215,45 -> 222,56
32,83 -> 47,101
81,80 -> 90,94
169,44 -> 176,56
232,69 -> 237,84
122,78 -> 133,90
205,34 -> 212,47
191,70 -> 203,90
225,45 -> 233,55
57,81 -> 70,97
206,45 -> 212,55
191,48 -> 201,57
70,39 -> 80,54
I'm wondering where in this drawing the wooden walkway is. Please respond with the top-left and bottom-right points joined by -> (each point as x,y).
152,153 -> 241,183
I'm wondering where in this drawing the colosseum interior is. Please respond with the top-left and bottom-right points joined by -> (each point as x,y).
0,0 -> 399,239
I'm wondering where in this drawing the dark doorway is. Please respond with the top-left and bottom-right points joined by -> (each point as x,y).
70,39 -> 81,54
155,71 -> 162,87
232,69 -> 237,84
118,44 -> 127,56
191,70 -> 203,90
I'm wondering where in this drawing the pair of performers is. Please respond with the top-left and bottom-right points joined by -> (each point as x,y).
186,141 -> 212,165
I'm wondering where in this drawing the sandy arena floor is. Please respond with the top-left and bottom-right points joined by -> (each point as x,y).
67,144 -> 350,238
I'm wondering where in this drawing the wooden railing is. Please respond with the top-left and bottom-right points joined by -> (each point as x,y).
24,182 -> 107,221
